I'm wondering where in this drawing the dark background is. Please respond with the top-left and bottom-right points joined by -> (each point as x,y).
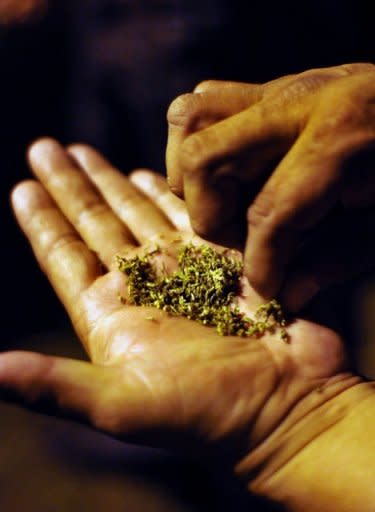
1,0 -> 374,339
0,1 -> 374,511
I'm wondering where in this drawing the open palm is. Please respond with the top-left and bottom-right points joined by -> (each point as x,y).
3,139 -> 357,487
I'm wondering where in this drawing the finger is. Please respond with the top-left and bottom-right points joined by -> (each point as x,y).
243,145 -> 342,301
166,84 -> 262,197
185,171 -> 248,248
244,75 -> 375,299
67,144 -> 176,244
193,69 -> 353,96
11,180 -> 101,319
0,352 -> 108,421
193,79 -> 261,94
180,98 -> 301,242
178,66 -> 363,241
0,351 -> 177,441
181,70 -> 343,186
28,138 -> 137,269
128,169 -> 192,232
192,64 -> 364,98
281,208 -> 375,311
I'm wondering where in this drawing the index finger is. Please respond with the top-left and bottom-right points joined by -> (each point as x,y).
166,82 -> 262,197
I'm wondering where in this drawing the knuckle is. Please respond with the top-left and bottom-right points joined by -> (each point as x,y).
321,71 -> 375,109
279,74 -> 334,101
179,133 -> 207,172
318,95 -> 357,132
117,187 -> 143,211
247,193 -> 276,230
179,124 -> 225,174
314,76 -> 375,146
46,232 -> 82,260
320,80 -> 356,110
340,62 -> 375,75
247,192 -> 296,237
76,201 -> 109,228
264,68 -> 342,103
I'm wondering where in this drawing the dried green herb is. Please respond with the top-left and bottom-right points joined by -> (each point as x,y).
116,243 -> 288,340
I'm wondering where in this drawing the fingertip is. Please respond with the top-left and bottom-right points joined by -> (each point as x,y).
66,143 -> 111,173
0,352 -> 101,424
11,179 -> 36,204
128,169 -> 157,195
66,142 -> 92,158
193,79 -> 220,93
10,180 -> 51,219
243,245 -> 282,304
167,93 -> 196,127
0,349 -> 49,370
128,168 -> 157,183
243,270 -> 274,303
27,137 -> 61,165
0,351 -> 53,393
66,143 -> 92,167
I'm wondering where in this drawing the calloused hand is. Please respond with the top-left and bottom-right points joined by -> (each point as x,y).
0,139 -> 362,508
167,63 -> 375,311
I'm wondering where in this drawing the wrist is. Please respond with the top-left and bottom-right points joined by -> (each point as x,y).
235,373 -> 371,511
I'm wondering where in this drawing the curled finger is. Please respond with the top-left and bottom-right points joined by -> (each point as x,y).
244,73 -> 375,300
166,82 -> 262,197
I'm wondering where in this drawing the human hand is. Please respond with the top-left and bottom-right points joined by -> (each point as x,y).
0,139 -> 364,509
166,63 -> 375,311
0,0 -> 47,23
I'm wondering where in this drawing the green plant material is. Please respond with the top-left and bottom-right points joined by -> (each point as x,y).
116,244 -> 288,340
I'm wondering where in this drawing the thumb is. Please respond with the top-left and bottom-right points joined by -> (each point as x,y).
0,351 -> 176,441
0,351 -> 115,424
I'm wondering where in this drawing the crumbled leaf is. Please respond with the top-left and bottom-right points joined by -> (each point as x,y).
116,244 -> 288,340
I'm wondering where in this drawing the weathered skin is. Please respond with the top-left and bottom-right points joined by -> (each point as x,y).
167,63 -> 375,311
1,139 -> 374,511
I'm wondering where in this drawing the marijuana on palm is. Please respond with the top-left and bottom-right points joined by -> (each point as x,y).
117,244 -> 287,340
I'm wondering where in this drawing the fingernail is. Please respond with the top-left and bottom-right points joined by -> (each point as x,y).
283,278 -> 320,313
